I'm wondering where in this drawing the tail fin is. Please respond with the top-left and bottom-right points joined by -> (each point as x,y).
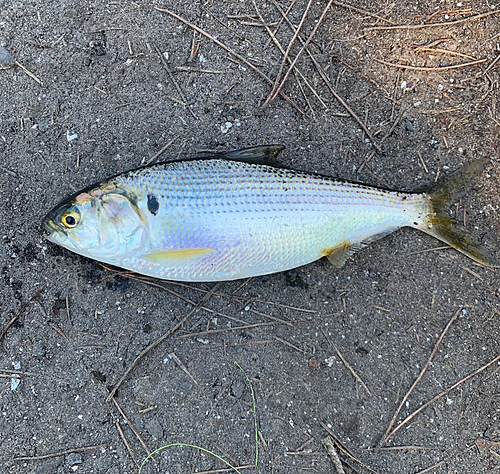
418,158 -> 499,268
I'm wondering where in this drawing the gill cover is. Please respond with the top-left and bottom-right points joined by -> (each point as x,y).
92,190 -> 149,258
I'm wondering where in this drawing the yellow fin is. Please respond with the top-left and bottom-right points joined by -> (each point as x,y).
323,242 -> 357,269
143,247 -> 214,264
418,158 -> 499,267
323,229 -> 400,269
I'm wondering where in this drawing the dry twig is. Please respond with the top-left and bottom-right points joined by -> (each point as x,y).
358,106 -> 405,172
380,308 -> 461,446
15,60 -> 43,85
253,0 -> 326,110
13,444 -> 107,461
0,369 -> 34,376
175,66 -> 224,74
145,132 -> 184,165
1,286 -> 45,342
322,329 -> 371,396
333,1 -> 393,24
0,374 -> 21,379
415,48 -> 477,61
385,351 -> 500,443
196,466 -> 255,474
414,461 -> 445,474
246,308 -> 293,326
106,282 -> 222,402
52,325 -> 69,341
322,436 -> 346,474
332,54 -> 382,89
274,336 -> 307,354
366,10 -> 499,31
147,276 -> 314,314
484,53 -> 500,74
373,445 -> 439,451
169,352 -> 199,385
100,267 -> 295,327
320,421 -> 380,474
65,296 -> 70,321
269,0 -> 381,151
269,0 -> 334,103
376,57 -> 487,71
264,0 -> 298,49
111,397 -> 151,456
265,0 -> 313,104
115,419 -> 139,467
178,322 -> 274,338
154,43 -> 197,119
154,7 -> 304,114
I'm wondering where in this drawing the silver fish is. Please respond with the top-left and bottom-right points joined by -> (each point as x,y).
42,145 -> 498,281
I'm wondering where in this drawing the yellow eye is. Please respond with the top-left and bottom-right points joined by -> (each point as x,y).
62,210 -> 80,228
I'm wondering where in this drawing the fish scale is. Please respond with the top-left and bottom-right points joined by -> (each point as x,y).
109,159 -> 426,281
42,146 -> 498,281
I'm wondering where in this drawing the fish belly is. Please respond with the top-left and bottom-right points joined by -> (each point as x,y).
117,160 -> 427,281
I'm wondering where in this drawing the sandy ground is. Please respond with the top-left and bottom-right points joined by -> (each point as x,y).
1,1 -> 500,473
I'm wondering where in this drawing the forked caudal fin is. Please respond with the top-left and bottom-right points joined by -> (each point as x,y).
419,158 -> 499,268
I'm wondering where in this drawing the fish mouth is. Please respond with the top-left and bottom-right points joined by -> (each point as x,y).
41,214 -> 67,240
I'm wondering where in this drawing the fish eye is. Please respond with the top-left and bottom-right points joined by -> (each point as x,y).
61,210 -> 80,228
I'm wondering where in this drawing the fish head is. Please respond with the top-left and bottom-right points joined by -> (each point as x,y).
42,181 -> 149,262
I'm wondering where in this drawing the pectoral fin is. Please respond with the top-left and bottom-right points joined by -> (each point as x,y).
143,247 -> 214,264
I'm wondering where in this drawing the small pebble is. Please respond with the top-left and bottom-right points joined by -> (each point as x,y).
38,119 -> 50,132
34,460 -> 61,474
133,377 -> 155,405
0,45 -> 13,66
11,361 -> 21,391
66,131 -> 78,141
231,380 -> 245,399
32,342 -> 46,357
67,453 -> 82,466
406,121 -> 415,132
308,358 -> 322,369
220,122 -> 232,134
132,414 -> 143,432
145,418 -> 164,439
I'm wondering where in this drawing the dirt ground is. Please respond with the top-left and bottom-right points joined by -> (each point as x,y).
1,1 -> 500,473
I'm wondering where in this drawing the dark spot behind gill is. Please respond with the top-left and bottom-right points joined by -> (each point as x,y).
147,193 -> 159,215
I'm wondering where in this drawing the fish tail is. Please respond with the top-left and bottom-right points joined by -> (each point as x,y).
417,158 -> 498,268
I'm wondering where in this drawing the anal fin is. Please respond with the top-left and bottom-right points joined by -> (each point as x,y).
323,242 -> 361,269
323,229 -> 398,269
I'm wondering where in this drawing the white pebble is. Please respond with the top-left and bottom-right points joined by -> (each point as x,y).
66,131 -> 78,142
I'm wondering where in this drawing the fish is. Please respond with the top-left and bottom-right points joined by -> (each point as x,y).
42,145 -> 498,281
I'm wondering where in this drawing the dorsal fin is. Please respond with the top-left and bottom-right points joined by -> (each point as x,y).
217,145 -> 285,165
156,145 -> 285,167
